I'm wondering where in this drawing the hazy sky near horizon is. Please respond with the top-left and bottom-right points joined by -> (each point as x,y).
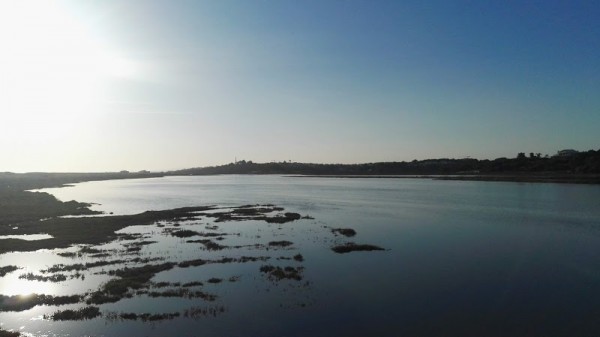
1,0 -> 598,172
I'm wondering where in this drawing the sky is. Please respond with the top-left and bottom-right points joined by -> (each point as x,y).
0,0 -> 598,172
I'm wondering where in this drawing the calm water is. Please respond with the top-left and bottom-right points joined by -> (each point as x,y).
2,175 -> 600,336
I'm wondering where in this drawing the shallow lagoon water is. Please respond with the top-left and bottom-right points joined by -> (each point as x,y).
2,175 -> 600,336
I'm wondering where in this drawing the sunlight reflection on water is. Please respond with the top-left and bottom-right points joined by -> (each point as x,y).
0,234 -> 53,241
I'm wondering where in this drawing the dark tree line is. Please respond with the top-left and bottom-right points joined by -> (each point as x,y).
170,149 -> 600,176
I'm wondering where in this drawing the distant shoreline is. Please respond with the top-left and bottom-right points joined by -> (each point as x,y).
432,174 -> 600,184
289,174 -> 600,184
169,150 -> 600,179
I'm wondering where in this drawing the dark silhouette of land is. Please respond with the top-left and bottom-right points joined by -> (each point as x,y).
168,149 -> 600,183
0,172 -> 161,226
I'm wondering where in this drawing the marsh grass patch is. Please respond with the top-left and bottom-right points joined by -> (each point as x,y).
259,265 -> 304,281
331,243 -> 385,253
0,328 -> 20,337
268,241 -> 294,247
0,266 -> 19,277
170,229 -> 200,238
46,306 -> 101,321
331,228 -> 357,237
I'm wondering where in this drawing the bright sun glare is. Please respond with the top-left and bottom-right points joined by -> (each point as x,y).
0,276 -> 54,297
0,1 -> 136,128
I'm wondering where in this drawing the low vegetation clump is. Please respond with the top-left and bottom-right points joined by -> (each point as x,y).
264,212 -> 302,224
198,207 -> 305,224
259,265 -> 304,281
19,272 -> 67,282
87,263 -> 176,304
152,281 -> 178,288
293,254 -> 304,262
107,311 -> 181,322
138,312 -> 181,322
86,256 -> 264,304
111,263 -> 176,281
148,289 -> 216,301
105,305 -> 226,322
331,228 -> 357,237
125,246 -> 142,253
190,239 -> 227,250
178,259 -> 208,268
0,265 -> 19,277
48,306 -> 101,321
182,281 -> 204,287
128,240 -> 157,247
183,305 -> 226,319
232,207 -> 269,215
268,240 -> 294,247
0,328 -> 20,337
331,243 -> 385,254
171,229 -> 200,238
187,232 -> 228,238
57,252 -> 78,258
41,257 -> 162,274
79,246 -> 105,255
86,292 -> 123,305
178,256 -> 269,269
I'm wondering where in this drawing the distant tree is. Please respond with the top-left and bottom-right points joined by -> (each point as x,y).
529,153 -> 535,159
517,153 -> 526,159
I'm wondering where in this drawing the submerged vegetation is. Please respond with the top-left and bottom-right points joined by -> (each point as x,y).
331,228 -> 357,237
268,240 -> 294,247
331,243 -> 385,254
198,207 -> 303,224
260,265 -> 304,281
105,305 -> 226,322
170,229 -> 201,238
147,289 -> 217,301
47,306 -> 101,321
191,239 -> 228,250
88,263 -> 177,304
18,272 -> 67,282
293,254 -> 304,262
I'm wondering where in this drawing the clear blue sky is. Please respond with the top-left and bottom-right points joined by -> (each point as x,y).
0,0 -> 598,172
